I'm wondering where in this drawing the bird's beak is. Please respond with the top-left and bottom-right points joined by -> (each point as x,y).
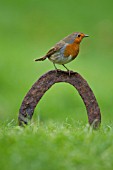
84,34 -> 89,37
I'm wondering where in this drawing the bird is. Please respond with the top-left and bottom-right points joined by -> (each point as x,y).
35,32 -> 89,75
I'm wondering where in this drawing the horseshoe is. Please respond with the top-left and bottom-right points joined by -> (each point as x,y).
18,70 -> 101,129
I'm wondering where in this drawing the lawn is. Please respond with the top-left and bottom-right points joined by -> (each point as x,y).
0,0 -> 113,169
0,120 -> 113,170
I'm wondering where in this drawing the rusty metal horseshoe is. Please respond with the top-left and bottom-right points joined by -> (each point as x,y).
18,70 -> 101,128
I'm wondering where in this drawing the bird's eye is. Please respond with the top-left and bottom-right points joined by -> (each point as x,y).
78,34 -> 81,37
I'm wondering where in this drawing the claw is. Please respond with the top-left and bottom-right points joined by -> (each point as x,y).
68,70 -> 71,76
62,64 -> 71,76
55,69 -> 58,74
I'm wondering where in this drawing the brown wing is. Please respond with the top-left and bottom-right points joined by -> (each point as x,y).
46,40 -> 66,58
46,33 -> 77,58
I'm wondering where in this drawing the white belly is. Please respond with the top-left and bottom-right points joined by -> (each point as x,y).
49,54 -> 73,64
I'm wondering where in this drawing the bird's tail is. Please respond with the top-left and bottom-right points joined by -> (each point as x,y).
35,55 -> 47,61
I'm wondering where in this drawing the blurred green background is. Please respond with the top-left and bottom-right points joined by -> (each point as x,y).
0,0 -> 113,124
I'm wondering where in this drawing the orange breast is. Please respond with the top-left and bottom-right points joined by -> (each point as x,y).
64,43 -> 79,58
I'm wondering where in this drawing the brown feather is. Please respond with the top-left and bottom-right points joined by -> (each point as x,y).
35,55 -> 47,61
64,43 -> 79,59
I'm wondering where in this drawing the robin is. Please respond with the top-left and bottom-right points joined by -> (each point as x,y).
35,32 -> 89,74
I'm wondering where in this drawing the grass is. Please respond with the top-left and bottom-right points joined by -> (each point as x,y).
0,119 -> 113,170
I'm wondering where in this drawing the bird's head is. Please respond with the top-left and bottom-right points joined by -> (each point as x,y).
74,32 -> 89,44
63,32 -> 89,44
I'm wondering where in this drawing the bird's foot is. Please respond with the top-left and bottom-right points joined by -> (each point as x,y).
55,69 -> 58,74
55,69 -> 61,74
67,70 -> 71,76
67,70 -> 74,76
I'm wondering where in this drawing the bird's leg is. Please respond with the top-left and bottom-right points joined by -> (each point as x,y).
62,64 -> 71,76
53,63 -> 58,73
